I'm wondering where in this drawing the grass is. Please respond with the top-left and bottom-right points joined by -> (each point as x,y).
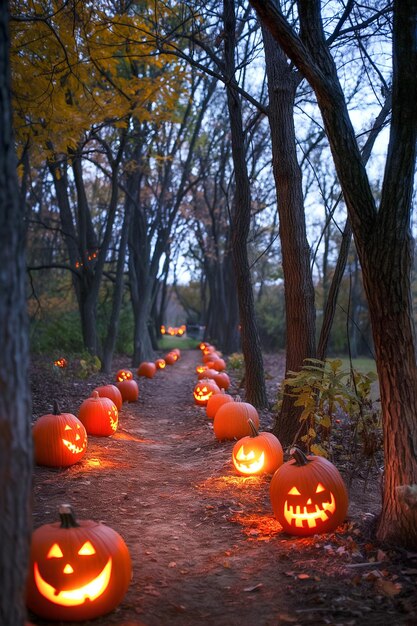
158,335 -> 200,351
337,356 -> 376,374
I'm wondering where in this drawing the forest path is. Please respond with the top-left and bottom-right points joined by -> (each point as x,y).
30,349 -> 408,626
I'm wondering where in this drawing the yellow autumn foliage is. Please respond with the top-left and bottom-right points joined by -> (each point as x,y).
10,0 -> 189,163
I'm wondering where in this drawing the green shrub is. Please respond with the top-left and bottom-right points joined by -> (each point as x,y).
279,358 -> 380,463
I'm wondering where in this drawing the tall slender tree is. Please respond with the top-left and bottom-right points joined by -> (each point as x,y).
0,4 -> 32,624
250,0 -> 417,547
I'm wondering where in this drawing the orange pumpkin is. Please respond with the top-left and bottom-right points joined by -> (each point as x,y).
211,358 -> 226,371
137,361 -> 157,378
213,371 -> 230,390
26,504 -> 131,621
205,393 -> 234,419
213,400 -> 260,440
93,385 -> 123,411
33,402 -> 87,467
193,379 -> 220,406
78,392 -> 118,436
197,368 -> 218,380
115,369 -> 133,382
232,419 -> 283,475
117,379 -> 139,403
164,352 -> 177,365
155,358 -> 166,370
270,447 -> 349,536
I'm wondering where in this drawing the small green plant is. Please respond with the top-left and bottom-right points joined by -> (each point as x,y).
279,358 -> 380,464
76,354 -> 101,378
228,352 -> 245,372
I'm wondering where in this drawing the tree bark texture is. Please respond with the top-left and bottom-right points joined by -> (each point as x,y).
249,0 -> 417,546
0,5 -> 32,624
223,0 -> 268,408
262,26 -> 316,444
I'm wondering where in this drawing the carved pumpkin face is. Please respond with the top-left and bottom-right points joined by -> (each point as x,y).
33,403 -> 87,467
78,392 -> 118,437
26,505 -> 132,621
115,369 -> 133,382
232,422 -> 283,476
54,358 -> 68,369
155,358 -> 166,370
270,447 -> 348,536
193,380 -> 220,406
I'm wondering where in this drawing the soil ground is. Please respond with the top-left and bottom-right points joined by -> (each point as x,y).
29,348 -> 417,626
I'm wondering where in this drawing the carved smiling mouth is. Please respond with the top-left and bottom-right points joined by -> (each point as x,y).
62,439 -> 86,454
234,449 -> 265,474
34,557 -> 112,606
284,492 -> 336,528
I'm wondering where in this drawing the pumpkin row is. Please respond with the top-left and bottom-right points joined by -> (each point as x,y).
193,342 -> 349,538
32,348 -> 184,468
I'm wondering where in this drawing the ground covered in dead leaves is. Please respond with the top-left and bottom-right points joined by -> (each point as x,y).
29,349 -> 417,626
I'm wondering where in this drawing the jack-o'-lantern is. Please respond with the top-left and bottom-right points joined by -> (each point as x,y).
232,419 -> 283,475
213,399 -> 260,440
137,361 -> 157,378
199,342 -> 207,351
117,379 -> 139,402
54,358 -> 68,369
33,402 -> 87,467
115,369 -> 133,382
196,364 -> 207,375
78,392 -> 118,436
155,358 -> 166,370
26,504 -> 132,621
93,385 -> 123,411
270,447 -> 349,536
164,352 -> 177,365
206,392 -> 234,419
193,379 -> 220,406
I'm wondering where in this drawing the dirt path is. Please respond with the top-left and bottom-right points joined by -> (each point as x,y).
30,350 -> 416,626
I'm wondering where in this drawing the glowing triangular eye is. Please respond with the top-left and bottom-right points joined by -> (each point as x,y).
78,541 -> 96,555
288,486 -> 301,495
64,425 -> 72,431
316,483 -> 326,493
47,543 -> 63,558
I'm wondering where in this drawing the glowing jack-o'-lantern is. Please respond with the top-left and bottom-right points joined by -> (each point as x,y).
78,392 -> 118,436
193,379 -> 220,406
270,447 -> 349,536
26,504 -> 132,621
155,358 -> 166,370
232,419 -> 283,476
33,402 -> 87,467
54,358 -> 68,369
164,352 -> 178,365
93,385 -> 123,411
115,369 -> 133,382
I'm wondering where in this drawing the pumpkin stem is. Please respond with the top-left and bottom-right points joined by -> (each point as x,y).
52,400 -> 61,415
248,418 -> 259,438
290,446 -> 310,466
59,504 -> 80,528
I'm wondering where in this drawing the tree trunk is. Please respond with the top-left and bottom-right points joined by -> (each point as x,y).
101,200 -> 131,372
223,0 -> 268,408
262,26 -> 316,443
0,6 -> 32,624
